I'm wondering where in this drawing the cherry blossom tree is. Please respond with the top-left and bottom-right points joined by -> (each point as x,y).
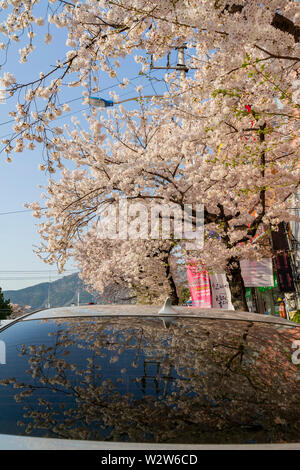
28,67 -> 298,308
1,1 -> 299,307
75,236 -> 182,305
0,1 -> 299,164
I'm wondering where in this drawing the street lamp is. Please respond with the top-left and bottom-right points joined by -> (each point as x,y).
89,96 -> 114,108
89,95 -> 163,108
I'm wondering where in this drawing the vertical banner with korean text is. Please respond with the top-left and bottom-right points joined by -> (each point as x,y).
210,273 -> 235,310
186,264 -> 211,308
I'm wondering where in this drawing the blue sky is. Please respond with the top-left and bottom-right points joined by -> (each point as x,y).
0,11 -> 77,290
0,4 -> 178,291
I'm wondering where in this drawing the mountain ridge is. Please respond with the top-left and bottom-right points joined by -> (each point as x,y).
4,273 -> 134,311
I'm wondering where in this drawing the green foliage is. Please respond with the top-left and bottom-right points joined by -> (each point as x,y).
291,311 -> 300,324
179,287 -> 191,305
212,88 -> 241,99
0,287 -> 12,320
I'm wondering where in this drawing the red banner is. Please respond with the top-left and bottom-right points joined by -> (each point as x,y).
186,264 -> 212,308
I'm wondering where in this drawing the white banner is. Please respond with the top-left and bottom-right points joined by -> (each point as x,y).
240,258 -> 274,287
210,273 -> 235,310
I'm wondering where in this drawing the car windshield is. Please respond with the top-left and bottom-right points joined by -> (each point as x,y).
0,316 -> 299,444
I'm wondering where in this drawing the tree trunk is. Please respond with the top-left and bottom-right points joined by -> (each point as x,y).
226,257 -> 249,311
167,273 -> 179,305
164,255 -> 179,305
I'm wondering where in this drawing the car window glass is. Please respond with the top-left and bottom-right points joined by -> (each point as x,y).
0,317 -> 299,444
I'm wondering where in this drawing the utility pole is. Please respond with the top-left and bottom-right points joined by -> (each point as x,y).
77,276 -> 80,306
150,45 -> 190,80
47,270 -> 51,308
177,46 -> 188,82
90,46 -> 193,109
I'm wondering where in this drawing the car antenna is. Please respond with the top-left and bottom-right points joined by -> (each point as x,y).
158,297 -> 177,315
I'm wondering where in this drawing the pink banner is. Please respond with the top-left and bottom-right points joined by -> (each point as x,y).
186,264 -> 212,308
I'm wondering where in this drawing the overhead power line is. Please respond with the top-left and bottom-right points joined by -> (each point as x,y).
0,72 -> 144,129
0,270 -> 77,272
0,208 -> 46,216
0,207 -> 299,217
0,72 -> 166,142
0,277 -> 75,280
